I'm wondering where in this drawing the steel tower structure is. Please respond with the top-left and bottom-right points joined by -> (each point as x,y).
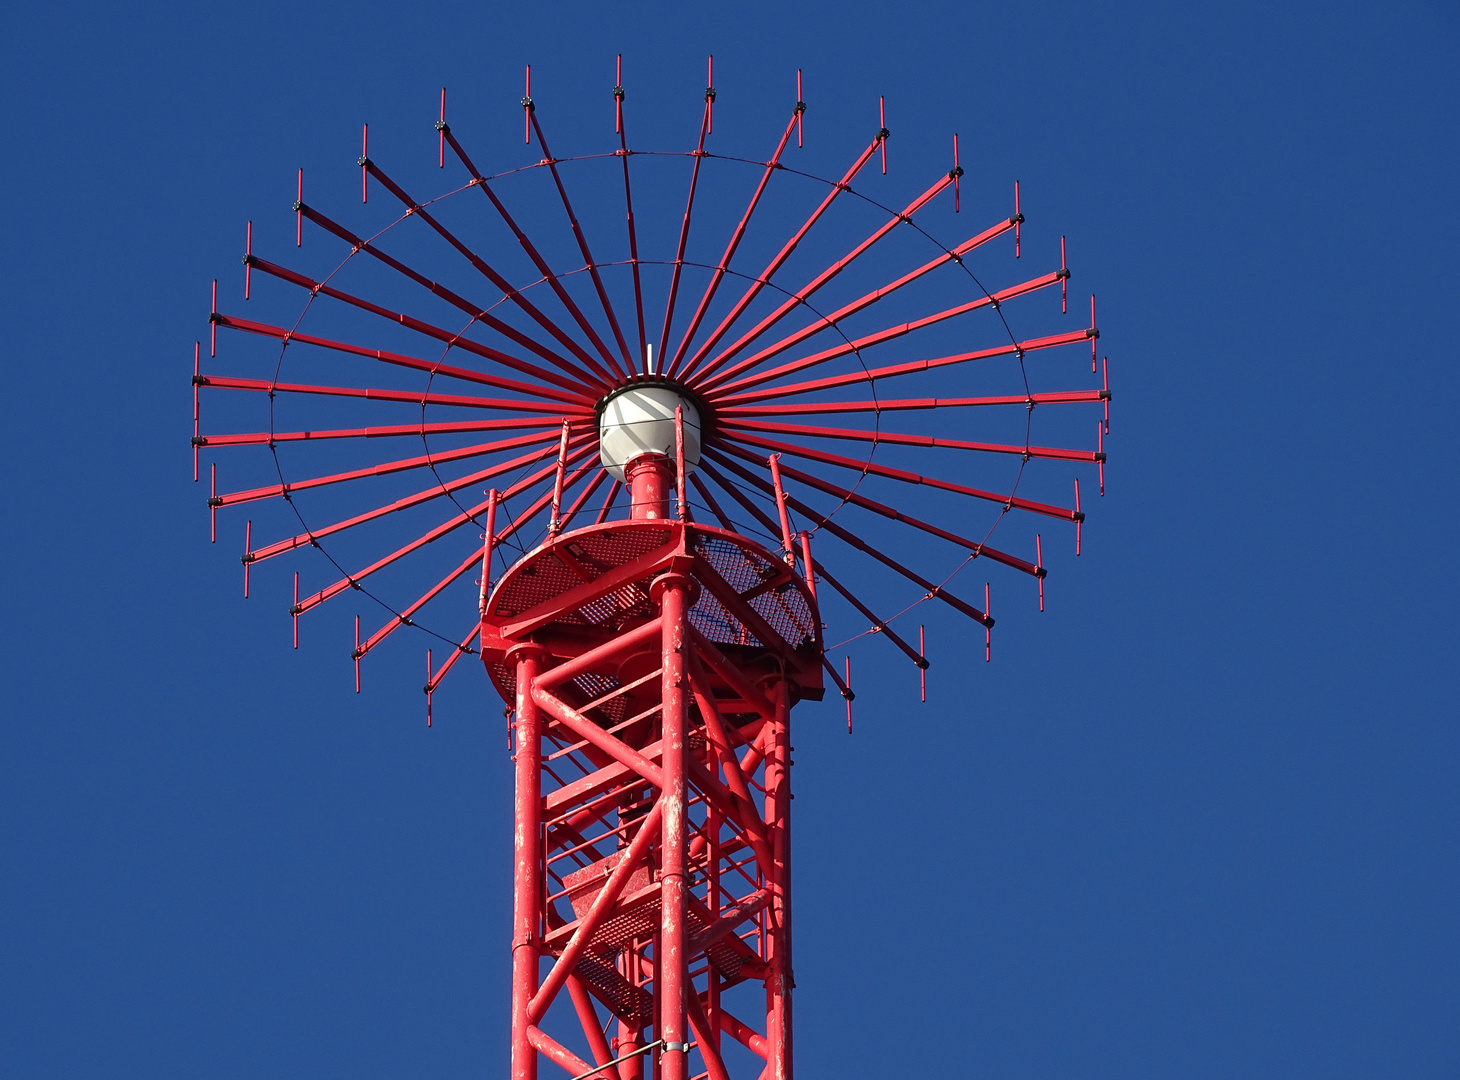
195,60 -> 1110,1080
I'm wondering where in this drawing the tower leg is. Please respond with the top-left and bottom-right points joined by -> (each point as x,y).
764,678 -> 793,1080
512,648 -> 545,1080
658,575 -> 690,1080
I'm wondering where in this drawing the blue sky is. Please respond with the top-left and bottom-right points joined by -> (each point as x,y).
1,1 -> 1456,1077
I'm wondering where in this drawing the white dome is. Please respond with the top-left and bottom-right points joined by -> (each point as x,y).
598,386 -> 702,481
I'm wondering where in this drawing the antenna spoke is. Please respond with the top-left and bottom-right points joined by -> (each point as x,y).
197,415 -> 567,448
657,97 -> 714,372
243,255 -> 601,401
719,389 -> 1108,417
196,373 -> 582,413
719,429 -> 1082,521
713,327 -> 1098,406
705,267 -> 1064,397
363,160 -> 618,387
691,170 -> 955,384
723,418 -> 1104,464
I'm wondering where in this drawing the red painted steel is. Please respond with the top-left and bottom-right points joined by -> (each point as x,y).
196,74 -> 1113,1078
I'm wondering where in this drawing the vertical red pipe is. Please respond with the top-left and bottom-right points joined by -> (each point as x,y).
763,677 -> 793,1079
658,576 -> 691,1080
627,455 -> 672,521
512,647 -> 545,1080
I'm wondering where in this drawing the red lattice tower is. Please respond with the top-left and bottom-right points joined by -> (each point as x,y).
196,59 -> 1110,1080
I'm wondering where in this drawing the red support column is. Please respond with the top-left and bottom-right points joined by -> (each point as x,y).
657,572 -> 692,1080
512,646 -> 547,1080
763,677 -> 793,1080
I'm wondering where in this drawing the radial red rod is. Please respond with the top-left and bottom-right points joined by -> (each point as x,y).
707,267 -> 1066,396
198,415 -> 566,449
920,625 -> 926,701
296,168 -> 303,247
250,437 -> 593,566
548,420 -> 571,534
441,127 -> 626,378
192,342 -> 201,481
703,456 -> 992,626
676,134 -> 883,382
693,170 -> 955,383
195,373 -> 580,415
529,110 -> 634,371
701,213 -> 1025,392
271,215 -> 604,399
664,110 -> 801,378
813,560 -> 926,669
211,308 -> 594,407
554,468 -> 608,533
766,454 -> 796,563
656,93 -> 714,373
362,160 -> 617,387
689,473 -> 737,532
613,56 -> 649,367
722,427 -> 1081,521
720,388 -> 1108,417
359,546 -> 483,663
724,418 -> 1105,464
424,622 -> 481,697
715,442 -> 1044,577
289,450 -> 596,613
213,428 -> 566,509
244,221 -> 252,299
716,326 -> 1098,406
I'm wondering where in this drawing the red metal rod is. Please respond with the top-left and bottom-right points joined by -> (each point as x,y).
243,520 -> 251,597
689,473 -> 736,532
210,279 -> 216,357
721,427 -> 1084,520
702,213 -> 1023,393
1014,180 -> 1022,257
296,168 -> 303,247
659,577 -> 692,1080
656,94 -> 714,373
555,468 -> 608,533
479,488 -> 498,615
693,171 -> 955,384
442,127 -> 626,378
194,373 -> 580,415
192,342 -> 201,481
522,64 -> 531,145
1036,534 -> 1045,611
244,221 -> 252,299
985,583 -> 992,661
798,531 -> 817,602
724,417 -> 1104,464
879,96 -> 888,174
844,656 -> 853,732
706,267 -> 1064,396
767,454 -> 796,563
703,456 -> 992,626
813,561 -> 925,669
664,110 -> 800,378
288,451 -> 596,615
1075,478 -> 1083,555
716,441 -> 1044,577
363,159 -> 616,387
425,622 -> 480,695
529,110 -> 634,371
1103,354 -> 1111,433
676,134 -> 882,382
209,462 -> 216,542
355,617 -> 361,692
715,326 -> 1098,406
275,212 -> 605,399
254,438 -> 591,569
796,69 -> 804,147
212,428 -> 564,509
212,305 -> 595,406
1061,235 -> 1069,313
613,56 -> 648,368
509,644 -> 541,1080
361,123 -> 368,202
920,625 -> 926,702
952,133 -> 961,213
592,478 -> 621,525
293,573 -> 299,649
719,388 -> 1108,417
198,416 -> 565,449
549,420 -> 571,534
1091,294 -> 1099,370
438,87 -> 446,168
675,406 -> 688,522
1098,420 -> 1105,494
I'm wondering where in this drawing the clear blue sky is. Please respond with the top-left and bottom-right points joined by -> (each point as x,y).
1,2 -> 1456,1077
